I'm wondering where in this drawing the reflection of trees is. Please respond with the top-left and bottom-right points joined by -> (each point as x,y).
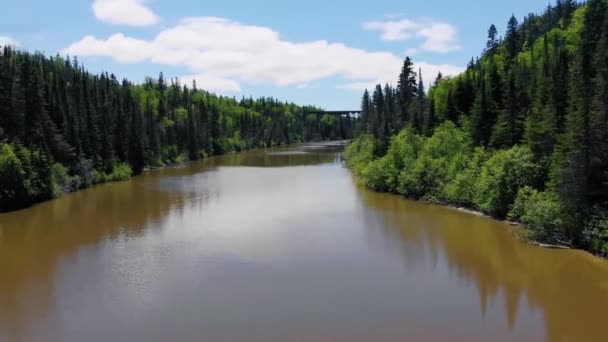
208,150 -> 339,168
0,172 -> 201,342
0,142 -> 343,341
355,185 -> 608,342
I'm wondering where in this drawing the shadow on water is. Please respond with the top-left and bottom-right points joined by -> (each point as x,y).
353,184 -> 608,342
1,140 -> 607,342
0,142 -> 345,341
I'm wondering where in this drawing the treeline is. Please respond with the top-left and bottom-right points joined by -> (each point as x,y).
0,47 -> 354,212
347,0 -> 608,255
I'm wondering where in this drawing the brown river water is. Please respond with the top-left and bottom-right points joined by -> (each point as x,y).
1,142 -> 607,342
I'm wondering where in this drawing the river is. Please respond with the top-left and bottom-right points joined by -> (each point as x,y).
0,142 -> 607,342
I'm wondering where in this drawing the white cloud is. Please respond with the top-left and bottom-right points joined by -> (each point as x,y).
363,19 -> 419,41
338,62 -> 464,91
0,35 -> 19,47
64,34 -> 155,62
418,22 -> 461,53
180,73 -> 242,93
405,47 -> 419,56
92,0 -> 160,27
363,18 -> 461,53
63,17 -> 464,93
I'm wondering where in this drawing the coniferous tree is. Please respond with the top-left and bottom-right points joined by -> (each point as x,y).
486,24 -> 499,54
357,89 -> 372,135
412,68 -> 426,133
0,46 -> 354,211
505,15 -> 521,62
589,9 -> 608,203
397,57 -> 417,127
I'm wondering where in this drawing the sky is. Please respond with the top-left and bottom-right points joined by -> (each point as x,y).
0,0 -> 550,109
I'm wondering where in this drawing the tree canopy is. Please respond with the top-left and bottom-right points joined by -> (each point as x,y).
348,0 -> 608,255
0,48 -> 354,211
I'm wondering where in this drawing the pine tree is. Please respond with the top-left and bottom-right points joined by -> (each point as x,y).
550,0 -> 607,239
589,11 -> 608,202
372,84 -> 386,140
397,57 -> 417,127
470,74 -> 491,145
505,15 -> 521,62
412,68 -> 426,133
486,24 -> 499,54
445,88 -> 459,123
358,89 -> 372,135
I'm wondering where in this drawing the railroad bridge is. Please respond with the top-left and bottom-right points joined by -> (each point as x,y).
307,110 -> 361,117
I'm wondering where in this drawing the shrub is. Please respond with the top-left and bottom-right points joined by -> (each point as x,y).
442,147 -> 488,206
399,122 -> 471,198
583,206 -> 608,254
108,163 -> 133,181
381,128 -> 423,192
50,163 -> 70,196
510,187 -> 565,241
73,159 -> 95,188
362,156 -> 392,191
92,169 -> 108,184
0,143 -> 28,210
344,134 -> 378,175
473,146 -> 541,217
508,186 -> 536,221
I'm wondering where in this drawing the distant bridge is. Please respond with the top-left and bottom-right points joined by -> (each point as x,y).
306,110 -> 361,117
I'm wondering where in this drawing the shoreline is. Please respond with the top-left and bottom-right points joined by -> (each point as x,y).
422,199 -> 571,249
1,140 -> 346,214
350,174 -> 608,259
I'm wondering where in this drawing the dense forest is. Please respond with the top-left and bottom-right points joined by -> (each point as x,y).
0,48 -> 354,212
345,0 -> 608,255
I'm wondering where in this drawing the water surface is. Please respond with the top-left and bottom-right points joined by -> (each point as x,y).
1,142 -> 607,342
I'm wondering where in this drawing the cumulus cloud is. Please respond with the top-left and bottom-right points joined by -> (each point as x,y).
405,47 -> 420,56
362,19 -> 420,41
63,17 -> 464,92
363,18 -> 461,53
0,35 -> 19,47
92,0 -> 160,27
338,62 -> 464,91
180,73 -> 242,93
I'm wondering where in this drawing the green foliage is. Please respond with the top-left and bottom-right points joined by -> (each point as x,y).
385,128 -> 423,192
510,187 -> 565,241
473,146 -> 540,217
50,163 -> 70,196
348,124 -> 545,221
346,0 -> 608,252
0,47 -> 354,211
73,159 -> 95,189
582,206 -> 608,254
0,143 -> 27,211
361,155 -> 392,191
344,134 -> 378,175
0,143 -> 58,210
442,147 -> 489,206
407,122 -> 471,197
109,163 -> 133,182
92,163 -> 133,184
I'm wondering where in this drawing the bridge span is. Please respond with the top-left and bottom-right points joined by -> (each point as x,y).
307,110 -> 361,116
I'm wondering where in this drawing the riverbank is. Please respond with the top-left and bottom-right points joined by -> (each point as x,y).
354,182 -> 605,257
0,140 -> 347,214
390,190 -> 576,250
432,200 -> 575,250
343,128 -> 608,259
4,141 -> 608,341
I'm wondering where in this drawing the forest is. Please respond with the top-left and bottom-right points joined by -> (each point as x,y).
0,48 -> 354,212
345,0 -> 608,255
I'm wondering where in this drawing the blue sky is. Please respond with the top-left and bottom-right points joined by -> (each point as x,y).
1,0 -> 549,109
